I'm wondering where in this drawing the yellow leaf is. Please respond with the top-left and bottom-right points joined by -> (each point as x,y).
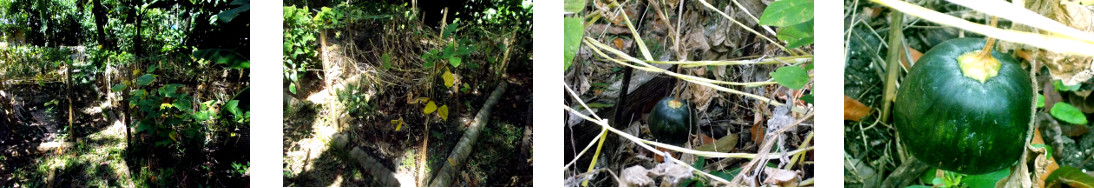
424,101 -> 437,114
443,69 -> 455,88
448,157 -> 458,167
160,102 -> 173,110
438,105 -> 449,121
391,118 -> 405,131
169,132 -> 178,142
416,97 -> 430,104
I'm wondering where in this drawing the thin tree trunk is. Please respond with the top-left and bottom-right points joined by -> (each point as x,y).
67,59 -> 74,143
92,0 -> 110,48
428,82 -> 508,187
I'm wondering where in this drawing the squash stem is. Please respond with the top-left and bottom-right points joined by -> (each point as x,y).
957,16 -> 1002,83
977,16 -> 999,59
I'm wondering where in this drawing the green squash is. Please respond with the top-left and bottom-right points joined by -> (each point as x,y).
649,97 -> 694,146
895,38 -> 1034,174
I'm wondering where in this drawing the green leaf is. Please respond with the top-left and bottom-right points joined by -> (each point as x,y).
217,4 -> 250,24
382,52 -> 392,70
770,66 -> 810,89
112,83 -> 127,92
1054,80 -> 1081,91
1038,94 -> 1045,108
585,102 -> 614,108
759,0 -> 814,27
1051,102 -> 1088,125
931,177 -> 943,186
1047,166 -> 1094,188
194,49 -> 250,69
919,168 -> 937,185
564,17 -> 584,70
442,21 -> 460,38
173,98 -> 192,113
1032,144 -> 1054,160
564,0 -> 585,12
226,100 -> 242,118
289,83 -> 297,94
963,168 -> 1009,188
800,93 -> 813,104
449,56 -> 462,68
692,156 -> 706,169
776,20 -> 814,48
136,74 -> 155,86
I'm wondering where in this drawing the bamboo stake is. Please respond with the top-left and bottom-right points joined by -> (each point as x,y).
881,11 -> 904,122
428,82 -> 508,187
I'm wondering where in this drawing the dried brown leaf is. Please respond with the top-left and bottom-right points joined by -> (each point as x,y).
844,95 -> 872,121
762,168 -> 800,186
620,165 -> 653,187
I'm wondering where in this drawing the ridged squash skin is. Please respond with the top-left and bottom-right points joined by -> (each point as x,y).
895,38 -> 1034,174
649,97 -> 694,146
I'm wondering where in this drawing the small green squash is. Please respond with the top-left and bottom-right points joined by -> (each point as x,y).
649,97 -> 694,146
895,38 -> 1034,174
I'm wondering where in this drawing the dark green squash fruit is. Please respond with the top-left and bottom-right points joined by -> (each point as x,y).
649,97 -> 694,146
895,38 -> 1034,174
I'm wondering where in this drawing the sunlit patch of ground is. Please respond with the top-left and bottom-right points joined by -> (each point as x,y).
284,89 -> 340,180
285,86 -> 422,187
14,117 -> 133,187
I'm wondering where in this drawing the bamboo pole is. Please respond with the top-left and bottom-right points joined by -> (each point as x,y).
428,81 -> 508,187
881,11 -> 904,122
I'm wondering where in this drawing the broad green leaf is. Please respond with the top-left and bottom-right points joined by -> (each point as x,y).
424,60 -> 434,68
800,93 -> 813,104
776,20 -> 814,48
382,52 -> 392,70
759,0 -> 814,27
112,83 -> 127,92
692,156 -> 706,169
217,4 -> 250,24
289,83 -> 297,94
443,43 -> 456,58
424,101 -> 437,114
1051,102 -> 1088,125
919,168 -> 937,185
564,17 -> 584,70
449,56 -> 462,68
1054,80 -> 1081,91
195,49 -> 250,69
770,66 -> 809,89
1038,94 -> 1045,108
136,74 -> 155,86
963,168 -> 1009,188
442,21 -> 460,38
173,98 -> 192,113
438,105 -> 449,121
1047,166 -> 1094,188
443,69 -> 455,88
564,0 -> 585,12
226,100 -> 242,118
